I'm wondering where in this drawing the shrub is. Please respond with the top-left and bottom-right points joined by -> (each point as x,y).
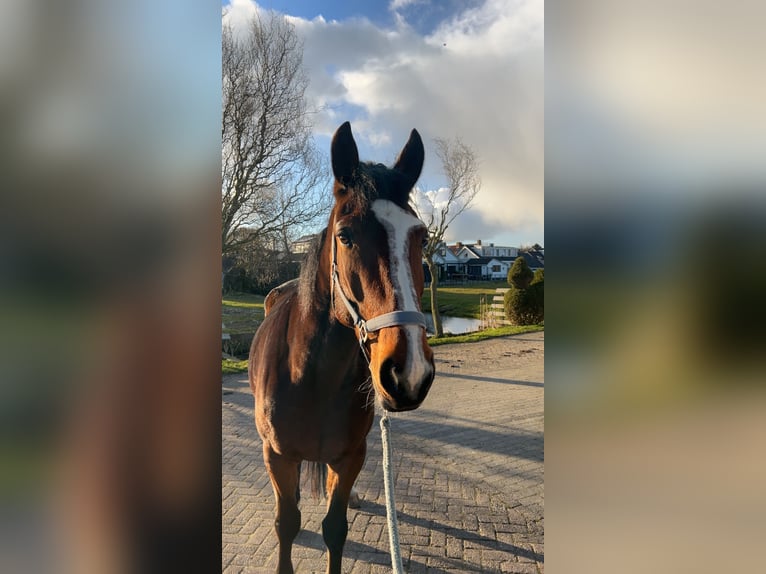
508,257 -> 533,289
504,279 -> 544,325
223,332 -> 256,358
528,279 -> 544,319
532,268 -> 544,284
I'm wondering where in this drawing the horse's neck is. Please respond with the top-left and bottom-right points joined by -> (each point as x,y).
300,244 -> 365,381
289,302 -> 363,393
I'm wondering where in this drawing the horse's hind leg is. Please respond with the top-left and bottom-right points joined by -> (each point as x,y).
322,443 -> 366,574
263,444 -> 301,574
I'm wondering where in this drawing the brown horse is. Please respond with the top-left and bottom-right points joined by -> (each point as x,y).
249,121 -> 435,574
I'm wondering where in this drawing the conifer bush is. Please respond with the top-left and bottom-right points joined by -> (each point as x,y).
504,258 -> 544,325
508,257 -> 534,289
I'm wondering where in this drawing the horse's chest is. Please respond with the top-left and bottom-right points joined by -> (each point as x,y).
258,384 -> 372,462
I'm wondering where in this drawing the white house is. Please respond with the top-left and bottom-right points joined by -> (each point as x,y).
290,234 -> 318,254
427,239 -> 542,281
465,257 -> 515,280
454,244 -> 479,263
429,242 -> 464,280
450,240 -> 520,279
451,240 -> 518,260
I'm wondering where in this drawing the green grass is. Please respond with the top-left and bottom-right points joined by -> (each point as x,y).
222,292 -> 267,308
223,358 -> 248,375
222,292 -> 265,335
427,324 -> 543,346
420,280 -> 508,319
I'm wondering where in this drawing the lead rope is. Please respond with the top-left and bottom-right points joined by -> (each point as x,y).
380,412 -> 404,574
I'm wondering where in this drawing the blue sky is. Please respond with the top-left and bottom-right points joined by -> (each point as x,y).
244,1 -> 392,26
248,0 -> 487,36
223,0 -> 543,247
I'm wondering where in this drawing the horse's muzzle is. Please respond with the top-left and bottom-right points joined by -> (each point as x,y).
377,358 -> 435,412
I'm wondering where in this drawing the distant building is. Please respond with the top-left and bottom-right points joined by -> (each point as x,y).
290,234 -> 318,254
430,241 -> 463,279
463,257 -> 513,280
457,239 -> 519,259
518,243 -> 544,272
428,239 -> 542,281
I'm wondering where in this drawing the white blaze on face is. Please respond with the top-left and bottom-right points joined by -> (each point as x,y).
371,199 -> 432,395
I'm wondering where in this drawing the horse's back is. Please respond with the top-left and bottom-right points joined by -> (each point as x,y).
264,278 -> 299,316
248,283 -> 296,392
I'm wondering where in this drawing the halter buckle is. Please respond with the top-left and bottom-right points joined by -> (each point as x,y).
357,321 -> 368,343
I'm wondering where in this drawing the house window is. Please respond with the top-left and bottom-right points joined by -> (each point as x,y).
491,265 -> 501,272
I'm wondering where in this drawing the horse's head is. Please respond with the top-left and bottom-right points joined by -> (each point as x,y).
328,121 -> 435,412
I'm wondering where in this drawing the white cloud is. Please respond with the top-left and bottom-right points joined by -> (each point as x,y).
428,0 -> 543,55
389,0 -> 424,10
223,0 -> 543,246
222,0 -> 258,25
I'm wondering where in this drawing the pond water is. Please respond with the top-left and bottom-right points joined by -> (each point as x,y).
424,315 -> 482,335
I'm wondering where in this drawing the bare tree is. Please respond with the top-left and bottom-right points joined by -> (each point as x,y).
413,137 -> 481,337
222,14 -> 329,255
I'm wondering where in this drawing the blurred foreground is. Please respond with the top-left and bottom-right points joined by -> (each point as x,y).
547,1 -> 766,572
1,2 -> 221,573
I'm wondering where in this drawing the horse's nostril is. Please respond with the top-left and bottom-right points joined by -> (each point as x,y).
381,360 -> 408,391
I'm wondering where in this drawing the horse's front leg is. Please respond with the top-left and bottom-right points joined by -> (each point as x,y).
263,443 -> 301,574
322,442 -> 366,574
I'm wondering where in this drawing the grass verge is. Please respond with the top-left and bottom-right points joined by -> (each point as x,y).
222,292 -> 265,335
223,358 -> 248,375
427,324 -> 543,346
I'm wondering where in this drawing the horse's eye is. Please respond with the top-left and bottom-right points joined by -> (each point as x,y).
337,228 -> 353,247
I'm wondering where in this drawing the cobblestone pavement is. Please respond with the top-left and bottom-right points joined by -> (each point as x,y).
223,332 -> 544,573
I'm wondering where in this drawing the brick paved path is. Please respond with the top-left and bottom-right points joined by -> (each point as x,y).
223,332 -> 544,573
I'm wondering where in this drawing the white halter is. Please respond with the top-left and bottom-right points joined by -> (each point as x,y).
330,234 -> 427,354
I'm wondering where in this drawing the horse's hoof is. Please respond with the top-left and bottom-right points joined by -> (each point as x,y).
348,490 -> 361,509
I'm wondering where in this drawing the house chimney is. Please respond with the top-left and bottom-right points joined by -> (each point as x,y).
476,239 -> 482,246
456,241 -> 463,248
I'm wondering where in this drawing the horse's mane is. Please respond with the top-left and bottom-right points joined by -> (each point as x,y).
298,227 -> 327,316
297,162 -> 414,316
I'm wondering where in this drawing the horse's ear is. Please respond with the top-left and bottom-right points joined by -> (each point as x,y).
331,121 -> 359,186
393,129 -> 424,188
